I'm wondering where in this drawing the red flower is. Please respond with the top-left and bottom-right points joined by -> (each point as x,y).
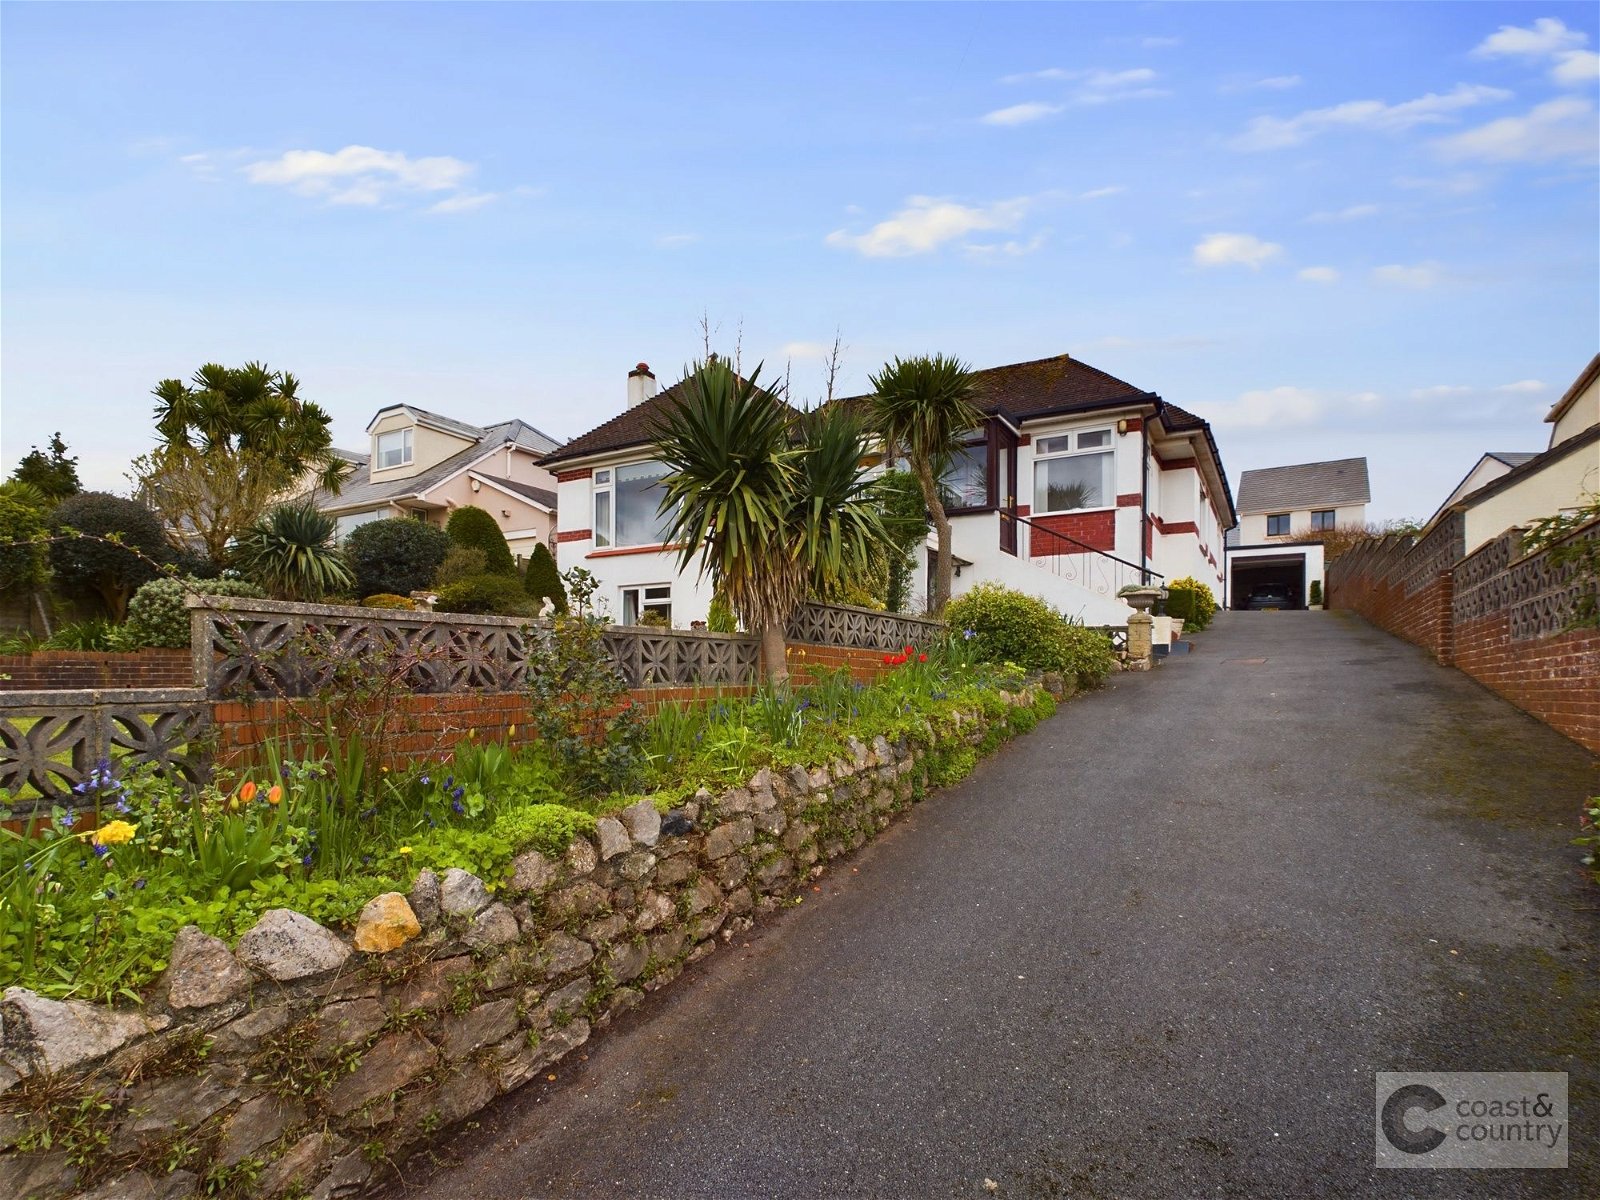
904,644 -> 914,655
918,652 -> 928,662
882,654 -> 894,665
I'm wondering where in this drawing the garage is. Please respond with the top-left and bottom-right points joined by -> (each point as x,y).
1228,553 -> 1308,610
1224,542 -> 1326,611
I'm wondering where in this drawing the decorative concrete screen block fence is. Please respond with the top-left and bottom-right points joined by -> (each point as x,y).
0,599 -> 943,810
0,687 -> 1039,1200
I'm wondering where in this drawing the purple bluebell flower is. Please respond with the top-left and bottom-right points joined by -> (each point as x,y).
133,877 -> 147,890
451,785 -> 465,801
443,776 -> 454,791
452,799 -> 465,815
420,774 -> 431,786
93,844 -> 110,859
302,852 -> 315,867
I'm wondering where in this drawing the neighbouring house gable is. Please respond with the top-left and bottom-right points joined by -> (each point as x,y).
1236,457 -> 1371,515
1545,352 -> 1599,449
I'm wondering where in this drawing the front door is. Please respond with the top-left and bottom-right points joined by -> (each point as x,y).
994,423 -> 1020,555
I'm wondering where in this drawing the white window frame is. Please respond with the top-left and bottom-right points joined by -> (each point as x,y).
620,583 -> 672,627
375,427 -> 413,470
592,468 -> 613,548
591,460 -> 677,549
1031,427 -> 1115,515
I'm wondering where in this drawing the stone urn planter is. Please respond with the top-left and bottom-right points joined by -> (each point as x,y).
1117,585 -> 1166,613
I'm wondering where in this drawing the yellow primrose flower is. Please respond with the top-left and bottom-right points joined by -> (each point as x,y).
92,820 -> 137,847
508,724 -> 516,738
398,846 -> 412,856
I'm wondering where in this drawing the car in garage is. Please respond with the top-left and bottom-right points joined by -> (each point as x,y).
1247,585 -> 1293,611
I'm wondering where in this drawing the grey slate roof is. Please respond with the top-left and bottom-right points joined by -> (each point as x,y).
316,418 -> 562,512
1235,457 -> 1370,514
1486,451 -> 1537,469
469,473 -> 557,511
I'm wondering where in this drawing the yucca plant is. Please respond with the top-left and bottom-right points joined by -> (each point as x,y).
652,358 -> 883,685
232,501 -> 353,602
868,354 -> 983,616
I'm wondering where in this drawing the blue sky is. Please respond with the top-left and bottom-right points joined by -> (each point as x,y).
3,2 -> 1596,521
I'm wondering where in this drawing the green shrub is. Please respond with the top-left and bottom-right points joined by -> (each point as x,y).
361,593 -> 415,610
445,506 -> 516,576
1309,580 -> 1323,607
48,492 -> 169,620
707,592 -> 736,633
232,502 -> 352,602
123,576 -> 266,649
0,485 -> 48,593
945,582 -> 1117,687
434,573 -> 538,616
1166,575 -> 1218,630
523,542 -> 567,613
346,518 -> 451,599
434,546 -> 487,588
42,619 -> 117,651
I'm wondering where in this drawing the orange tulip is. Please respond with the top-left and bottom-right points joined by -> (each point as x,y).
238,781 -> 258,803
266,785 -> 283,806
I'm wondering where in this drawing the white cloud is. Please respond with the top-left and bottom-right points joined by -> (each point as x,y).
242,145 -> 479,208
1374,262 -> 1445,289
1410,384 -> 1473,400
1436,97 -> 1599,163
656,233 -> 700,248
826,195 -> 1031,257
1228,84 -> 1511,151
1077,186 -> 1125,200
1297,266 -> 1340,284
1393,172 -> 1486,195
1305,203 -> 1380,223
781,341 -> 832,359
1206,386 -> 1322,428
428,192 -> 497,215
1192,232 -> 1284,270
1496,379 -> 1546,393
1472,17 -> 1585,60
1223,74 -> 1303,93
982,102 -> 1063,126
1473,17 -> 1599,87
996,66 -> 1169,105
1551,49 -> 1600,85
964,233 -> 1048,260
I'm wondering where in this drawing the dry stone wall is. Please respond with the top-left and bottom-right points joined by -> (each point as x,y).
0,687 -> 1041,1200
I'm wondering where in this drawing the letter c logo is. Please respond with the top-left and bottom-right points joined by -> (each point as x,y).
1382,1084 -> 1447,1154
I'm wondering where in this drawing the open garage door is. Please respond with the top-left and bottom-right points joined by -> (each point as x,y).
1229,554 -> 1308,610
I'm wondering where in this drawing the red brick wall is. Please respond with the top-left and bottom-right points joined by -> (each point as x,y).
0,649 -> 192,691
1329,568 -> 1456,665
210,642 -> 903,768
1028,510 -> 1115,555
1452,615 -> 1600,754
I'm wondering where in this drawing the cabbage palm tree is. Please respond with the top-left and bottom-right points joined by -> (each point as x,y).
868,354 -> 982,616
652,359 -> 882,685
233,501 -> 353,602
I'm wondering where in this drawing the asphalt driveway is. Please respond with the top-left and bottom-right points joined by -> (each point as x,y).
385,611 -> 1598,1199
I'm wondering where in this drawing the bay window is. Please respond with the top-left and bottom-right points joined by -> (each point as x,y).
592,461 -> 678,548
942,439 -> 989,509
1032,428 -> 1113,513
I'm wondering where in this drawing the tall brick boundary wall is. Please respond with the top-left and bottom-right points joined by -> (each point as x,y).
0,650 -> 192,691
1329,515 -> 1600,754
1326,515 -> 1464,664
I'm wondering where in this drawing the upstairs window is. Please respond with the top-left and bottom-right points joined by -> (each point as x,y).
376,428 -> 413,470
1033,428 -> 1114,514
592,461 -> 679,548
1266,513 -> 1291,536
1311,509 -> 1337,531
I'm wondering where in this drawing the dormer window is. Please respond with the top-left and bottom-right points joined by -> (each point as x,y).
376,428 -> 413,470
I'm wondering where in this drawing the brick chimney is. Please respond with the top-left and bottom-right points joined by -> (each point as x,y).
627,362 -> 657,408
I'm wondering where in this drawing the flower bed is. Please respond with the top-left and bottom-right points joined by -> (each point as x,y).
0,671 -> 1053,1200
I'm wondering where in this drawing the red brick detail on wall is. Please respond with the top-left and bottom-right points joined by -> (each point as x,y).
1154,454 -> 1192,472
555,529 -> 592,543
1016,505 -> 1032,517
554,468 -> 592,483
206,642 -> 911,769
1452,617 -> 1600,755
0,650 -> 192,692
1017,434 -> 1031,446
1028,509 -> 1115,555
1123,417 -> 1143,432
1161,520 -> 1199,536
1116,493 -> 1142,508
